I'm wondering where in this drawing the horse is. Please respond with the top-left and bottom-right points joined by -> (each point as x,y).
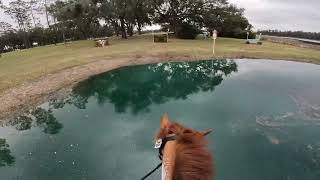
154,115 -> 214,180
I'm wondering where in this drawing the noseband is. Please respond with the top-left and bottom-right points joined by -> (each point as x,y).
141,135 -> 177,180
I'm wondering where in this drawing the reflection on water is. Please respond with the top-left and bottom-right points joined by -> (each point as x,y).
6,107 -> 63,134
0,139 -> 15,167
70,59 -> 237,114
17,59 -> 237,115
1,59 -> 320,180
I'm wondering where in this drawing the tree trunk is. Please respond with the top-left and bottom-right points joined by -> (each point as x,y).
44,0 -> 50,27
137,22 -> 142,35
30,5 -> 36,27
111,20 -> 120,36
53,18 -> 61,44
23,31 -> 31,49
120,17 -> 127,39
126,23 -> 133,37
63,31 -> 66,44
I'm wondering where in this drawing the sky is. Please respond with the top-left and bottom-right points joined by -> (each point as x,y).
229,0 -> 320,32
1,0 -> 320,32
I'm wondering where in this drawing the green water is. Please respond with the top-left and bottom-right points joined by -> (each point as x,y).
1,59 -> 320,180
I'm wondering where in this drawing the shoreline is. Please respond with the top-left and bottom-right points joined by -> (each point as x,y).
0,55 -> 319,121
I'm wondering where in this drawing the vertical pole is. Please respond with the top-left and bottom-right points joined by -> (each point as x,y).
213,38 -> 216,55
167,29 -> 169,42
211,59 -> 214,73
152,30 -> 155,43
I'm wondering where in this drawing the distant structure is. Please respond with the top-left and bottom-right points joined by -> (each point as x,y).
152,30 -> 174,43
203,31 -> 210,40
246,32 -> 262,45
94,37 -> 109,47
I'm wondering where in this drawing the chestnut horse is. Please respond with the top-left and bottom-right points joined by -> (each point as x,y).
154,115 -> 214,180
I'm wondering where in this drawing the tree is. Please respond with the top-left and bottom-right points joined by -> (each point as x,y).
98,0 -> 128,38
111,0 -> 130,39
202,0 -> 251,38
43,0 -> 50,27
0,22 -> 14,34
29,0 -> 42,27
133,0 -> 153,34
1,0 -> 32,48
153,0 -> 204,35
98,0 -> 153,38
1,0 -> 31,33
49,0 -> 100,39
177,23 -> 201,39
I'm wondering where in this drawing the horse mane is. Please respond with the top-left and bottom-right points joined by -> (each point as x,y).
156,122 -> 214,180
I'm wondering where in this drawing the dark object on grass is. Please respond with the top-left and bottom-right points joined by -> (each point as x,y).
154,34 -> 168,43
177,23 -> 201,39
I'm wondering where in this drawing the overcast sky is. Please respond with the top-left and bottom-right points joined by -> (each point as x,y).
1,0 -> 320,32
229,0 -> 320,32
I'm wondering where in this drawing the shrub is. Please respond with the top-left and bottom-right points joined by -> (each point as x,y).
177,23 -> 201,39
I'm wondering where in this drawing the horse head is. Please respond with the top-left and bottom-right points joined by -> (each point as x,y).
155,115 -> 214,180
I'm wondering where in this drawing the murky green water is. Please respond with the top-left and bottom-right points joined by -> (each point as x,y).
1,59 -> 320,180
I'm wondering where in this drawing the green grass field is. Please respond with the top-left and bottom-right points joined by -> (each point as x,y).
0,35 -> 320,94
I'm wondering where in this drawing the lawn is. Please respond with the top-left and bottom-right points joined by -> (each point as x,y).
0,34 -> 320,94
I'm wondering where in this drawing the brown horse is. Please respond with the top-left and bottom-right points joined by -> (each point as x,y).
155,115 -> 214,180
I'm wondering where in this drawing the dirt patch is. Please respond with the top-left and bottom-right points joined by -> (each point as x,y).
0,55 -> 214,121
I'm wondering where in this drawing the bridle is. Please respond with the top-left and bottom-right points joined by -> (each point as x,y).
140,135 -> 177,180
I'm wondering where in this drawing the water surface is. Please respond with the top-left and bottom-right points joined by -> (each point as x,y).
1,59 -> 320,180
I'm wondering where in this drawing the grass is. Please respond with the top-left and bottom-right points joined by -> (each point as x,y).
0,34 -> 320,94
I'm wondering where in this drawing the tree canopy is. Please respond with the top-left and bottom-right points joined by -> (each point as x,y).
1,0 -> 252,52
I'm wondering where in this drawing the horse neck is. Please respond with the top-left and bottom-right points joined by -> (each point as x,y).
173,137 -> 213,180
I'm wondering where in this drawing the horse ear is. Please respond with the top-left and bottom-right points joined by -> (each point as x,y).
200,129 -> 212,136
160,114 -> 170,129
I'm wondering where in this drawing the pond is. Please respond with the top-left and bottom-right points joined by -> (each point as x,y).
1,59 -> 320,180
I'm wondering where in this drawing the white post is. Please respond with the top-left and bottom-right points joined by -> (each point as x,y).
247,31 -> 249,40
212,30 -> 217,55
152,30 -> 155,43
213,39 -> 216,55
167,29 -> 169,42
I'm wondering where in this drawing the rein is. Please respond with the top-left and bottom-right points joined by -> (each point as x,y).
140,135 -> 177,180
